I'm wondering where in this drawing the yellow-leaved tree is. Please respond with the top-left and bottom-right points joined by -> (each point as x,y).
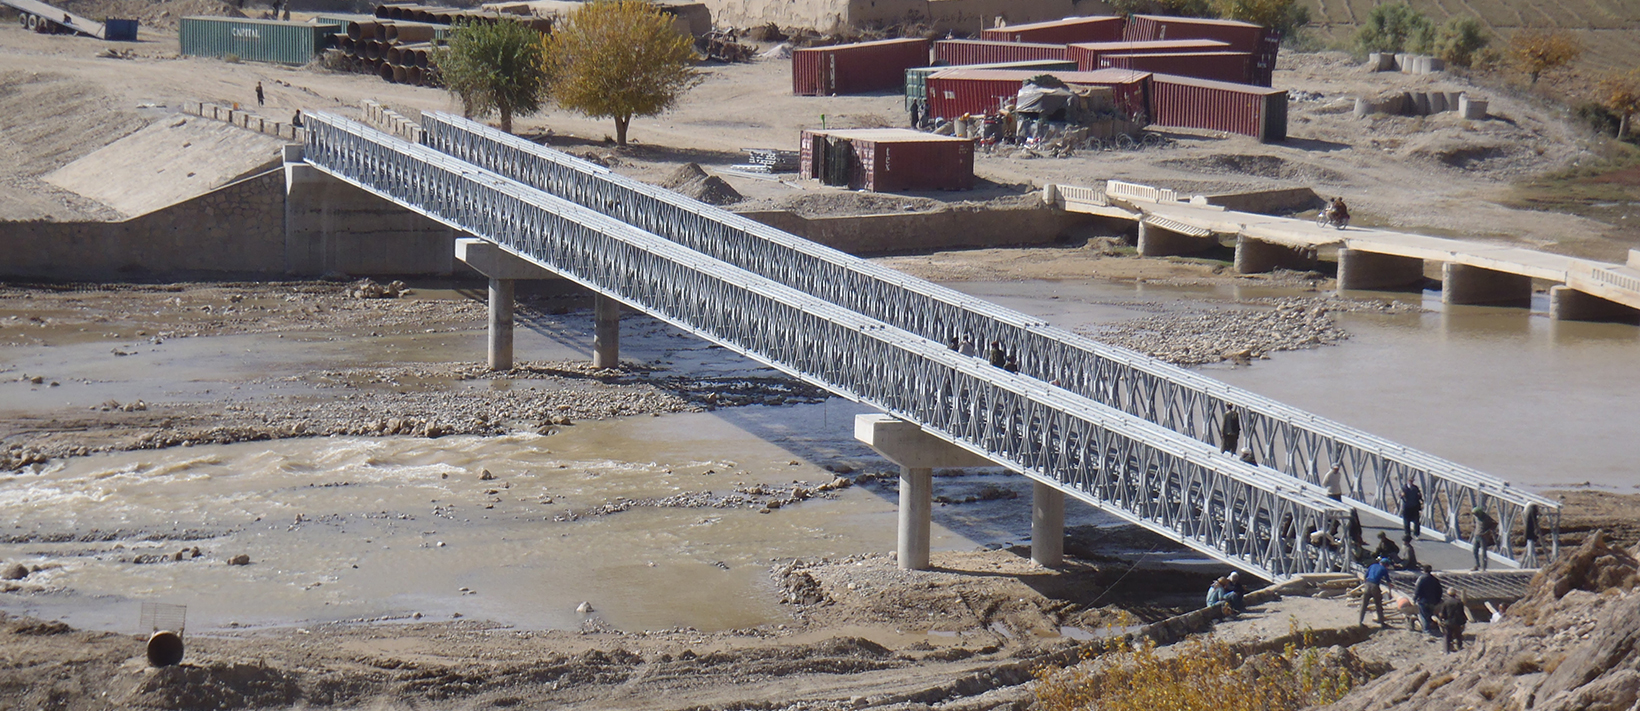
1598,70 -> 1640,138
1507,29 -> 1582,84
545,0 -> 702,146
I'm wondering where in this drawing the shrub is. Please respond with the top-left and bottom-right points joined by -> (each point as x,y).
1432,17 -> 1489,68
1353,2 -> 1432,55
1211,0 -> 1310,37
1507,29 -> 1582,84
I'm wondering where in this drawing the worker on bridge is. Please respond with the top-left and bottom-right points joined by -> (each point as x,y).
1401,480 -> 1424,539
1219,409 -> 1241,453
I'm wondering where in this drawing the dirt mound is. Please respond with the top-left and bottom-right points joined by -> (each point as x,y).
118,662 -> 301,710
659,163 -> 742,206
57,0 -> 245,30
1320,532 -> 1640,711
1157,154 -> 1348,184
764,191 -> 945,217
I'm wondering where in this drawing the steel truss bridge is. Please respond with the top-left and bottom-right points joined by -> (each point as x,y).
302,110 -> 1555,579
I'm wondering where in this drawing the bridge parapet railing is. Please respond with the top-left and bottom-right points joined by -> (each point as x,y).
1106,180 -> 1180,203
1045,183 -> 1107,209
306,111 -> 1354,581
415,112 -> 1556,568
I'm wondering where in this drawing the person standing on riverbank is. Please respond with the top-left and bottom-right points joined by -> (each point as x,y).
1438,590 -> 1468,652
1414,564 -> 1442,636
255,81 -> 264,107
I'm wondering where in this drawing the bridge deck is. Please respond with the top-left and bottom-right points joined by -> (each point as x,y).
1058,184 -> 1640,310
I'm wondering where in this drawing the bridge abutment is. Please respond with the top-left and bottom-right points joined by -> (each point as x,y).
1442,263 -> 1532,306
1032,483 -> 1065,567
1549,286 -> 1640,323
1337,249 -> 1425,290
1137,222 -> 1216,257
284,149 -> 460,276
855,414 -> 998,570
1234,236 -> 1317,274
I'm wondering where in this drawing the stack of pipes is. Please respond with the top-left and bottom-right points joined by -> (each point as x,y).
324,4 -> 551,87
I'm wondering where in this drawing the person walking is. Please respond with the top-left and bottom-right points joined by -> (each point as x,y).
1471,506 -> 1498,571
1401,481 -> 1423,539
255,81 -> 265,107
1323,464 -> 1345,501
1219,410 -> 1241,453
1359,557 -> 1390,627
987,341 -> 1006,368
1437,590 -> 1468,652
1413,564 -> 1442,636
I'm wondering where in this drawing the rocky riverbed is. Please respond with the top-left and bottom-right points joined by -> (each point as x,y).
1087,294 -> 1424,366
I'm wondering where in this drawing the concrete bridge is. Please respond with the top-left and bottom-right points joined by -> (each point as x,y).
290,110 -> 1559,581
1049,181 -> 1640,322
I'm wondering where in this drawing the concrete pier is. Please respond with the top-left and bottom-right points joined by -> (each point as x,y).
1442,263 -> 1532,306
1549,285 -> 1640,323
1137,221 -> 1216,257
594,294 -> 621,368
1234,236 -> 1317,274
488,278 -> 514,371
855,414 -> 996,570
1031,482 -> 1065,567
1337,249 -> 1425,290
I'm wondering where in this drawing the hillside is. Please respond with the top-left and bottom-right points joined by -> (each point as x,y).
1300,0 -> 1640,76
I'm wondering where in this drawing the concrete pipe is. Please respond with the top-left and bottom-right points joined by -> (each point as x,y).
386,45 -> 403,65
25,13 -> 38,29
146,631 -> 184,667
337,35 -> 354,54
415,49 -> 429,68
408,66 -> 423,85
392,65 -> 408,83
364,40 -> 383,61
18,12 -> 29,27
379,61 -> 396,81
385,23 -> 436,43
347,20 -> 377,40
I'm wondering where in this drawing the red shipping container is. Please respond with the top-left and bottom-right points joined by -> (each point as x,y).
800,129 -> 974,192
934,39 -> 1068,65
793,38 -> 931,96
1122,14 -> 1280,86
979,15 -> 1125,44
923,68 -> 1151,121
1148,73 -> 1286,143
1098,51 -> 1251,85
1065,39 -> 1232,71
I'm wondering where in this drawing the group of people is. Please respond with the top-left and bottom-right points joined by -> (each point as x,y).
1361,557 -> 1471,653
946,335 -> 1020,373
1205,571 -> 1247,613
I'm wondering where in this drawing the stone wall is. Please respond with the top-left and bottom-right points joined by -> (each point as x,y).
0,169 -> 288,280
738,205 -> 1095,255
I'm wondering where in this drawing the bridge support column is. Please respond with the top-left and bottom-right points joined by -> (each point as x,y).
1442,263 -> 1531,306
855,414 -> 995,571
456,238 -> 562,371
1549,286 -> 1640,323
593,294 -> 620,368
1337,249 -> 1424,290
1031,482 -> 1064,568
488,278 -> 515,371
1137,222 -> 1215,257
1234,236 -> 1317,274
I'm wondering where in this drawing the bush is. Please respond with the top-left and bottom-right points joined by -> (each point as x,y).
1353,2 -> 1432,54
1507,28 -> 1582,84
1432,17 -> 1489,68
1574,102 -> 1622,138
1109,0 -> 1217,19
1211,0 -> 1309,37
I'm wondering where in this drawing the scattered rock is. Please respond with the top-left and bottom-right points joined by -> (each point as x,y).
348,278 -> 409,299
227,554 -> 251,566
576,601 -> 594,614
1,563 -> 28,580
479,469 -> 495,481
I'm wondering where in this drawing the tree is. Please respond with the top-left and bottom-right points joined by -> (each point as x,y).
1353,2 -> 1432,54
1109,0 -> 1217,19
433,19 -> 547,133
1598,69 -> 1640,138
1507,29 -> 1581,84
1211,0 -> 1310,38
1430,16 -> 1489,68
545,0 -> 702,147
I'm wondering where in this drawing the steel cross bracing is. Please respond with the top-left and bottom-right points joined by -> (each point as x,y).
416,111 -> 1558,568
303,111 -> 1354,581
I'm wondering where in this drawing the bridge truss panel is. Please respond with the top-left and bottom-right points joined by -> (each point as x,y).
416,112 -> 1558,568
304,111 -> 1354,582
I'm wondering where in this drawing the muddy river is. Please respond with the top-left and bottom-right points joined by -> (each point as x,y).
2,279 -> 1634,635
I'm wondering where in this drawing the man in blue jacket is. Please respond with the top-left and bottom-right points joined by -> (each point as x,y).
1360,557 -> 1391,627
1413,564 -> 1443,636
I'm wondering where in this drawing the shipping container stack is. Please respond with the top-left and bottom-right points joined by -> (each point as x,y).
1120,14 -> 1279,87
921,68 -> 1151,124
978,15 -> 1125,45
792,37 -> 930,96
322,4 -> 552,87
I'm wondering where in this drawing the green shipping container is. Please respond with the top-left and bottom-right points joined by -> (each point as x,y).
180,16 -> 339,65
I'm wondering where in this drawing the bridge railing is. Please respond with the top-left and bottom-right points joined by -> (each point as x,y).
416,112 -> 1556,567
305,111 -> 1354,581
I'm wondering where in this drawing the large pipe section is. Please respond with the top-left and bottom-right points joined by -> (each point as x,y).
383,21 -> 437,43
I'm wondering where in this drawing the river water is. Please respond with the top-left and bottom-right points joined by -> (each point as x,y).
2,278 -> 1634,634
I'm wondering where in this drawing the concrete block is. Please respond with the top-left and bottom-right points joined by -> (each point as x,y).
1460,95 -> 1488,120
1137,221 -> 1216,256
1447,91 -> 1465,109
1354,97 -> 1370,118
1629,249 -> 1640,269
1427,56 -> 1445,72
1338,249 -> 1425,290
1412,92 -> 1431,116
1549,285 -> 1640,323
1396,53 -> 1410,72
1428,92 -> 1447,114
1441,263 -> 1531,306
